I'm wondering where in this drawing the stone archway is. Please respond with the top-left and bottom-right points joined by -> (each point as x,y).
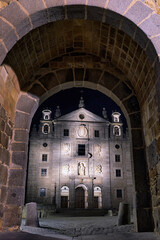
0,0 -> 160,234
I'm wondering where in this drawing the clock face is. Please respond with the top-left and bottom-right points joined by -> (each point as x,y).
78,126 -> 87,137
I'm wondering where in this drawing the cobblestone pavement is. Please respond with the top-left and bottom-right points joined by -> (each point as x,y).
20,215 -> 159,240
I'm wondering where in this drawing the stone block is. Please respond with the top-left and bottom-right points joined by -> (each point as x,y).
107,0 -> 132,15
8,169 -> 25,187
123,95 -> 140,113
104,10 -> 122,29
14,129 -> 29,143
120,17 -> 137,38
11,142 -> 27,152
146,40 -> 158,65
15,111 -> 31,129
87,0 -> 106,8
131,129 -> 144,148
6,187 -> 25,206
5,123 -> 12,138
45,0 -> 64,8
100,71 -> 119,90
134,26 -> 149,50
0,132 -> 9,149
0,105 -> 6,119
125,1 -> 153,25
19,0 -> 47,27
1,186 -> 8,203
0,19 -> 18,50
3,206 -> 22,228
0,43 -> 7,65
0,118 -> 5,131
0,148 -> 10,165
0,164 -> 8,185
0,1 -> 31,38
146,139 -> 158,170
0,204 -> 3,218
113,82 -> 132,100
67,5 -> 85,19
67,0 -> 86,5
129,112 -> 142,128
48,6 -> 65,22
12,151 -> 27,169
139,13 -> 160,37
87,6 -> 104,22
16,93 -> 39,115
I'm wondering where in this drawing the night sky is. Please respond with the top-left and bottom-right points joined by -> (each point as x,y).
31,88 -> 127,130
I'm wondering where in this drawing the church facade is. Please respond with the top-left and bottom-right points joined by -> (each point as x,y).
26,98 -> 133,210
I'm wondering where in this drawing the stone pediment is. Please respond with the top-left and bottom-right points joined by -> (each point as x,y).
55,108 -> 107,123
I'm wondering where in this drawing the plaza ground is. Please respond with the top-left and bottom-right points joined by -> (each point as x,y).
2,215 -> 155,240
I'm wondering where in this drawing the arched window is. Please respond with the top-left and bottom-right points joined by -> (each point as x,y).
42,124 -> 50,134
113,126 -> 121,136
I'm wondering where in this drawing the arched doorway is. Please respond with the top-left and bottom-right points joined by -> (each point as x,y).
75,187 -> 85,209
94,187 -> 102,209
0,0 -> 160,234
75,184 -> 88,209
61,186 -> 69,208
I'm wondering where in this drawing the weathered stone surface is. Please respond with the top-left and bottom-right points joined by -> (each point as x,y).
8,169 -> 25,187
87,6 -> 104,21
136,207 -> 154,232
139,13 -> 160,37
107,0 -> 132,15
6,187 -> 25,206
104,10 -> 122,29
113,82 -> 132,100
14,129 -> 29,143
3,206 -> 22,228
123,96 -> 140,113
0,164 -> 8,185
0,19 -> 18,50
0,1 -> 31,38
129,112 -> 142,128
0,148 -> 10,165
19,0 -> 47,28
47,6 -> 65,22
12,151 -> 27,168
11,142 -> 27,152
67,5 -> 85,19
5,123 -> 12,138
120,17 -> 137,38
125,1 -> 153,25
0,132 -> 8,149
15,111 -> 31,129
25,202 -> 39,227
1,186 -> 8,203
147,140 -> 158,169
0,119 -> 5,132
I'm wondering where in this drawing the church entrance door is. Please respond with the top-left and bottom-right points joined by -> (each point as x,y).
75,187 -> 85,208
61,196 -> 68,208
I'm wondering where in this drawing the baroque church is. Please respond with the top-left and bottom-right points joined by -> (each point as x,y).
26,98 -> 133,210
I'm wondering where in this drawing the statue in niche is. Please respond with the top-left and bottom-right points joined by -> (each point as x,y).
62,164 -> 70,175
94,144 -> 101,156
63,143 -> 70,155
95,165 -> 102,174
78,162 -> 85,176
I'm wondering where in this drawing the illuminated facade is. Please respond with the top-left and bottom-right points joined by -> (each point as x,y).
26,98 -> 133,209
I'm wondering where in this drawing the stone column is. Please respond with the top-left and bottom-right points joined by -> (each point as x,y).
69,178 -> 75,208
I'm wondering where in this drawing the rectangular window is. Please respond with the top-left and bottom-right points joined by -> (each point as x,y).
40,188 -> 46,197
78,144 -> 85,156
116,169 -> 121,177
64,129 -> 69,136
115,154 -> 120,162
41,168 -> 47,176
95,130 -> 99,138
116,189 -> 122,198
42,154 -> 47,162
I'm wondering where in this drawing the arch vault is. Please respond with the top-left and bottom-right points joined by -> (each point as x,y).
0,0 -> 160,234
